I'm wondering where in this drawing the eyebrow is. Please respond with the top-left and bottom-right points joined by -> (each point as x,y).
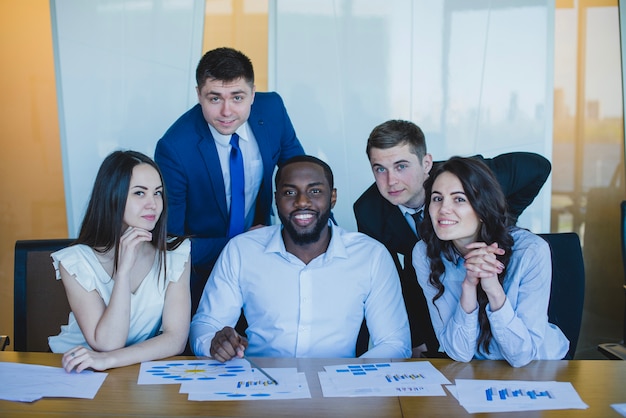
372,159 -> 412,167
280,181 -> 325,188
130,184 -> 163,190
432,190 -> 465,196
207,89 -> 247,96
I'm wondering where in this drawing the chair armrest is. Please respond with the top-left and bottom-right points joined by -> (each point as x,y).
598,342 -> 626,360
0,335 -> 9,351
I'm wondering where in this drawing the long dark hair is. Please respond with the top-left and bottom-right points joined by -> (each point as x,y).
75,150 -> 184,285
418,156 -> 514,353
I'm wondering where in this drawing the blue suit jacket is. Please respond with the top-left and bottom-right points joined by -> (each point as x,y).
155,92 -> 304,298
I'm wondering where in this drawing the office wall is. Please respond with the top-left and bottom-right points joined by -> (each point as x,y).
622,0 -> 626,164
272,0 -> 553,232
51,0 -> 205,236
0,0 -> 67,348
53,0 -> 555,237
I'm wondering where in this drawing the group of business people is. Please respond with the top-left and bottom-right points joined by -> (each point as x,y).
48,47 -> 568,373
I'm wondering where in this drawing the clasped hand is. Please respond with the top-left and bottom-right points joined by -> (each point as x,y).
463,242 -> 505,288
462,242 -> 507,312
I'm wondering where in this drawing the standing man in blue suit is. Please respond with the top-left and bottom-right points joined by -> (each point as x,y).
155,47 -> 304,312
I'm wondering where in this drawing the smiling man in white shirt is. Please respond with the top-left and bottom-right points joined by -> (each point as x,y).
190,155 -> 411,361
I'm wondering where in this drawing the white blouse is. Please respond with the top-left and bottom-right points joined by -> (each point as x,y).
48,240 -> 190,353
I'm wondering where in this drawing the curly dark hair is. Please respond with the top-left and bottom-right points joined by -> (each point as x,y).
418,156 -> 514,353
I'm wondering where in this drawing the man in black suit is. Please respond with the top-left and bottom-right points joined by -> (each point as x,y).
353,119 -> 551,357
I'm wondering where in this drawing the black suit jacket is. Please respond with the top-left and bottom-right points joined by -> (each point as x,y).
353,152 -> 551,355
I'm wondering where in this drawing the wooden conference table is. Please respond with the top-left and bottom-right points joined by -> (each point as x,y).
0,352 -> 625,417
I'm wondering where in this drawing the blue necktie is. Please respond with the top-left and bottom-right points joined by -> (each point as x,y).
228,133 -> 245,238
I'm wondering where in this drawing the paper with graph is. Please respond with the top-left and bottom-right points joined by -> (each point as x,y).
454,379 -> 589,413
138,358 -> 310,400
319,361 -> 450,397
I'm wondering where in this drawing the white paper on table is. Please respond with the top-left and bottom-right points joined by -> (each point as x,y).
318,371 -> 446,397
323,361 -> 450,390
446,385 -> 458,400
138,358 -> 253,385
455,379 -> 589,413
184,369 -> 311,401
179,367 -> 298,393
612,403 -> 626,417
0,362 -> 107,402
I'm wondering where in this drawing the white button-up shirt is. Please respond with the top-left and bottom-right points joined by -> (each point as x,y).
191,223 -> 411,358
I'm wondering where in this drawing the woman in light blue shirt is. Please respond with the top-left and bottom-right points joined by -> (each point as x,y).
413,157 -> 568,367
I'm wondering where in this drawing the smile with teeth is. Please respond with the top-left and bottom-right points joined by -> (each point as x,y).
438,220 -> 457,225
293,212 -> 315,226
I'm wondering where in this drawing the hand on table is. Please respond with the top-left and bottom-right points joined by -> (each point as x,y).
62,346 -> 111,373
210,326 -> 248,362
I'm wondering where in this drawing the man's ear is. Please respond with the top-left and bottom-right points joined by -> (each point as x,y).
422,153 -> 433,174
250,85 -> 256,105
330,188 -> 338,209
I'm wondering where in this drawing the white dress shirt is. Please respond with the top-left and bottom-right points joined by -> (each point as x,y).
209,122 -> 263,230
191,222 -> 411,358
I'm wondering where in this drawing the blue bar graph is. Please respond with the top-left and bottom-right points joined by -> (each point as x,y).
385,373 -> 425,383
485,386 -> 554,402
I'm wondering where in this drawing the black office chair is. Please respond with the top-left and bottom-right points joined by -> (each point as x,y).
539,232 -> 585,360
597,200 -> 626,360
14,239 -> 74,352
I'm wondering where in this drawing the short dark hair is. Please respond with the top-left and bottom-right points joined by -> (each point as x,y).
366,119 -> 427,161
275,155 -> 334,189
196,47 -> 254,88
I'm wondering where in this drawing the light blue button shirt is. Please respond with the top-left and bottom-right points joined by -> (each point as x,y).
413,228 -> 569,367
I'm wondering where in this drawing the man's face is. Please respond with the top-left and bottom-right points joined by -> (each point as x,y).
196,77 -> 255,135
369,143 -> 432,209
275,162 -> 337,245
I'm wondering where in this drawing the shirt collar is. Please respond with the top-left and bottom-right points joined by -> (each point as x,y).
208,122 -> 251,147
398,204 -> 424,217
265,221 -> 347,262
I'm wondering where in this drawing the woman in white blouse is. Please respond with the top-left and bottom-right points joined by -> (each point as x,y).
49,150 -> 191,372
